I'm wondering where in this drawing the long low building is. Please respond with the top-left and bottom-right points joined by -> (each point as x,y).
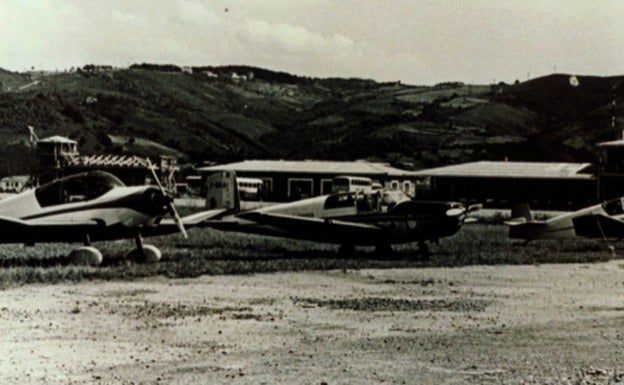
197,159 -> 601,209
198,159 -> 419,201
411,161 -> 598,210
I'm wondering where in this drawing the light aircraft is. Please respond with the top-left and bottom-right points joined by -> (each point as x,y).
0,165 -> 218,265
507,198 -> 624,241
203,172 -> 479,258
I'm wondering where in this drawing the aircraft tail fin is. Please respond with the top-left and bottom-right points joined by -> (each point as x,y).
506,203 -> 547,240
510,203 -> 533,223
205,171 -> 240,213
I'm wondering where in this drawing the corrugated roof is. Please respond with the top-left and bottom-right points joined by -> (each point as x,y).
38,135 -> 77,144
0,175 -> 30,182
411,161 -> 594,179
197,159 -> 412,176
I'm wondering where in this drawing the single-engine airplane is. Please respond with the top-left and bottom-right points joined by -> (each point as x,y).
507,198 -> 624,241
0,165 -> 218,265
203,172 -> 479,258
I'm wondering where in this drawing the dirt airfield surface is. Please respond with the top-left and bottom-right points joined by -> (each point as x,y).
1,261 -> 623,385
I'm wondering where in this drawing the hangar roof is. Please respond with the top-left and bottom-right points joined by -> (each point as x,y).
38,135 -> 77,144
597,139 -> 624,147
411,161 -> 595,179
198,159 -> 412,176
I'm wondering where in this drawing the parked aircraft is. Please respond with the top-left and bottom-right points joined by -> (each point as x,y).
507,198 -> 624,241
0,167 -> 218,265
203,172 -> 479,258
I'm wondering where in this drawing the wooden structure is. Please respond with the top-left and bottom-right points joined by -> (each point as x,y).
33,135 -> 179,191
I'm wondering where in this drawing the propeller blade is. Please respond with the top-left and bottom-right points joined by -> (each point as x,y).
146,157 -> 188,238
146,158 -> 165,192
168,202 -> 188,239
446,207 -> 465,217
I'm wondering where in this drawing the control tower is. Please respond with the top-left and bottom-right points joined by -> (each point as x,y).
34,135 -> 79,184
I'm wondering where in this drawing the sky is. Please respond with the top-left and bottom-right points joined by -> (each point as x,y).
1,0 -> 623,85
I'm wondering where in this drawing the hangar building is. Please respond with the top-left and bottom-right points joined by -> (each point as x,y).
197,159 -> 419,201
411,161 -> 598,210
597,138 -> 624,201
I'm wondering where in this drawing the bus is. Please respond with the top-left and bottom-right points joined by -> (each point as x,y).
237,177 -> 265,200
331,176 -> 375,194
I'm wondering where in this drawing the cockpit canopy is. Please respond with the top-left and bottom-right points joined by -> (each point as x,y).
35,171 -> 125,207
323,188 -> 411,212
602,197 -> 624,216
380,190 -> 411,206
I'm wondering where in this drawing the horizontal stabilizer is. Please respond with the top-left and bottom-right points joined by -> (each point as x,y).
505,217 -> 527,226
572,214 -> 624,238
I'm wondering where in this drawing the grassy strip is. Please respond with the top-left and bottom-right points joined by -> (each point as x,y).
0,224 -> 619,289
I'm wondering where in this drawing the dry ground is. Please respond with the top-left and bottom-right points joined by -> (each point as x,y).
1,261 -> 623,385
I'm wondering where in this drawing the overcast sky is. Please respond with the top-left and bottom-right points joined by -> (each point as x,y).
1,0 -> 623,84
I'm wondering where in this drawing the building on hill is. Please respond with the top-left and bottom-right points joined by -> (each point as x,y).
411,161 -> 598,210
197,159 -> 421,201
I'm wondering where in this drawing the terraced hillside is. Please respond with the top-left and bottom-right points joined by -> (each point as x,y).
0,64 -> 622,176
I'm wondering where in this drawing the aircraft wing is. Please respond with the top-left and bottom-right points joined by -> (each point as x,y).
141,209 -> 229,237
0,209 -> 229,242
0,215 -> 102,243
159,209 -> 228,226
237,211 -> 383,239
572,214 -> 624,238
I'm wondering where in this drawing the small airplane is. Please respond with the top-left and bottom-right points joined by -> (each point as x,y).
507,198 -> 624,241
202,171 -> 479,258
0,163 -> 218,265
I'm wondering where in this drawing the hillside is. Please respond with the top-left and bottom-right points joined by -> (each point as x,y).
0,65 -> 622,176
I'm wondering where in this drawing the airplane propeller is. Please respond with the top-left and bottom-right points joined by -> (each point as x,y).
446,203 -> 482,223
445,207 -> 465,217
146,158 -> 188,239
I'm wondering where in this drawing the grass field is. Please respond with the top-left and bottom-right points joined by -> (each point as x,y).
0,224 -> 618,289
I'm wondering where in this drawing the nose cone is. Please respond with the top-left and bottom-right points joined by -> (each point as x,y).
141,187 -> 171,216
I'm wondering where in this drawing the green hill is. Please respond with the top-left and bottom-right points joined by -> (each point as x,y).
0,65 -> 621,176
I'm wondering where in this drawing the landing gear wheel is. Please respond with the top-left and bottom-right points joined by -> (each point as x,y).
68,246 -> 103,266
338,244 -> 356,257
417,240 -> 430,260
127,244 -> 162,263
127,233 -> 162,263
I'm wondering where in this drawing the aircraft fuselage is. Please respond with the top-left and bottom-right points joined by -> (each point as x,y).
212,193 -> 467,246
